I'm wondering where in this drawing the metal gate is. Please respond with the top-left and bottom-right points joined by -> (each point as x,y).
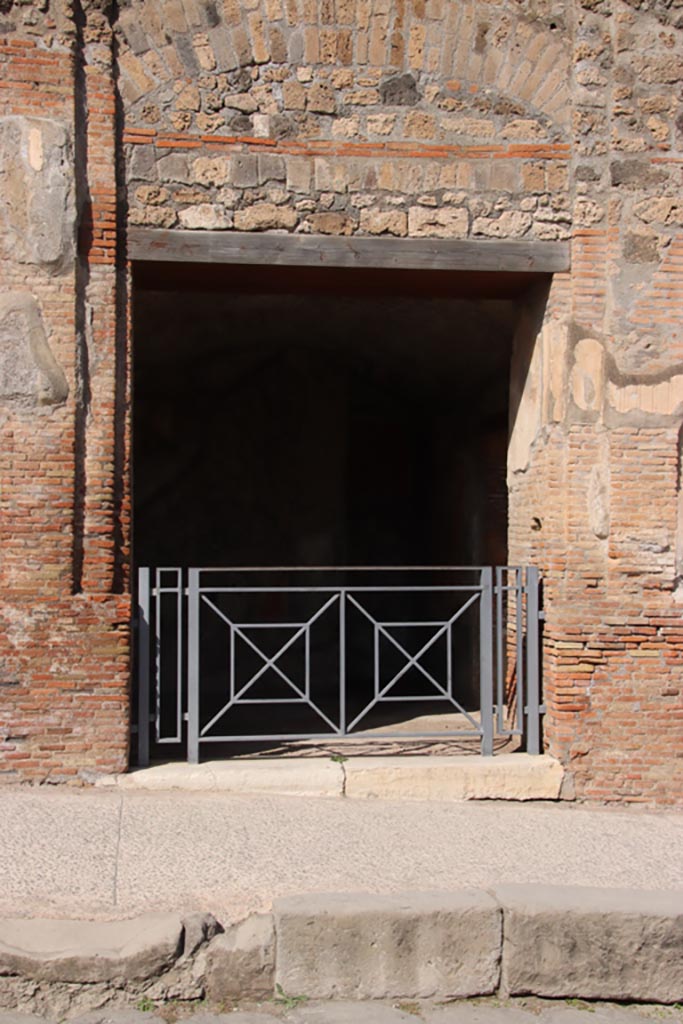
135,566 -> 542,765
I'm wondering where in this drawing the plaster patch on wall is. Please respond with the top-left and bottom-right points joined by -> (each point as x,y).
587,462 -> 610,540
607,374 -> 683,417
0,292 -> 69,407
509,310 -> 543,477
675,424 -> 683,603
0,116 -> 75,271
509,306 -> 567,479
543,320 -> 568,425
570,338 -> 605,415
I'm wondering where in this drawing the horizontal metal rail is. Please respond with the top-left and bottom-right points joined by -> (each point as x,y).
135,566 -> 543,765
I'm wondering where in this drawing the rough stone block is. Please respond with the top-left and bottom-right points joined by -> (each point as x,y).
0,116 -> 74,270
304,212 -> 354,235
178,204 -> 231,229
181,911 -> 222,957
408,206 -> 468,238
379,74 -> 419,106
0,914 -> 183,984
234,203 -> 297,231
274,891 -> 501,999
286,157 -> 313,193
204,913 -> 275,1001
156,152 -> 192,184
0,292 -> 68,407
307,82 -> 336,114
258,153 -> 286,183
496,884 -> 683,1002
192,156 -> 231,186
359,209 -> 408,236
224,93 -> 258,114
128,145 -> 157,181
230,154 -> 259,187
472,211 -> 532,238
282,79 -> 307,110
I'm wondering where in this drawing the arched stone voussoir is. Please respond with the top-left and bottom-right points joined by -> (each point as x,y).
114,0 -> 571,141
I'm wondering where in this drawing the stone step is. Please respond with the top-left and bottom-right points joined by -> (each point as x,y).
102,753 -> 564,801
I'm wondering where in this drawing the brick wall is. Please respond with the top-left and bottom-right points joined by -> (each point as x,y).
0,6 -> 130,780
0,0 -> 681,800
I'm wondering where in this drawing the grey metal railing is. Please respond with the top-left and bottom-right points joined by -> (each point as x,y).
135,566 -> 542,765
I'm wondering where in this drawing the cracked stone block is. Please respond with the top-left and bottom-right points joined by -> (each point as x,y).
0,914 -> 184,984
0,292 -> 68,407
181,911 -> 223,958
0,116 -> 75,271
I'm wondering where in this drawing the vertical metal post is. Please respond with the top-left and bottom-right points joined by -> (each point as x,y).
479,567 -> 494,756
495,566 -> 504,731
154,569 -> 162,743
137,567 -> 150,768
187,568 -> 200,764
175,568 -> 184,743
516,568 -> 524,733
339,590 -> 346,735
525,566 -> 541,755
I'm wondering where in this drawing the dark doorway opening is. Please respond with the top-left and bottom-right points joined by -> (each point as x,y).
132,262 -> 527,758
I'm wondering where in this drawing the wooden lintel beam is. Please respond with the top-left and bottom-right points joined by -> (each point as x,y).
127,228 -> 570,274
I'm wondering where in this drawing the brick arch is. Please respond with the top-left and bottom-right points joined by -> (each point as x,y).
115,0 -> 570,141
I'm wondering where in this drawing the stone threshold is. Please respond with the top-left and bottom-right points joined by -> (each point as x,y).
99,753 -> 564,801
1,886 -> 682,1018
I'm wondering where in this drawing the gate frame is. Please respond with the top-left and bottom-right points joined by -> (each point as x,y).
135,565 -> 542,765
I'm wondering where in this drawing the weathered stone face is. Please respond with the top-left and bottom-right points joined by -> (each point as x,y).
0,292 -> 68,407
0,117 -> 75,272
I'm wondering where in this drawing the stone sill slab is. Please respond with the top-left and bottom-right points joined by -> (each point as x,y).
101,753 -> 564,801
1,886 -> 682,1017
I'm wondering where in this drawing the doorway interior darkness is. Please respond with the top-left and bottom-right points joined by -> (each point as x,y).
133,264 -> 518,572
132,262 -> 526,749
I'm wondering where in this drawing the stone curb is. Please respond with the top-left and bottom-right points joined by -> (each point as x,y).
102,754 -> 564,801
273,890 -> 502,1000
0,887 -> 681,1016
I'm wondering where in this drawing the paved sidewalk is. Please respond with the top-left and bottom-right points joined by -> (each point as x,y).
1,787 -> 681,923
2,1000 -> 682,1023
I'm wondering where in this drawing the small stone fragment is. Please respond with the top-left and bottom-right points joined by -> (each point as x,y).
204,913 -> 275,1001
408,206 -> 468,238
380,73 -> 419,105
234,203 -> 297,230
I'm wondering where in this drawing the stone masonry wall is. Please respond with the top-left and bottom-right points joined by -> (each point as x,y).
120,0 -> 572,240
0,0 -> 682,800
